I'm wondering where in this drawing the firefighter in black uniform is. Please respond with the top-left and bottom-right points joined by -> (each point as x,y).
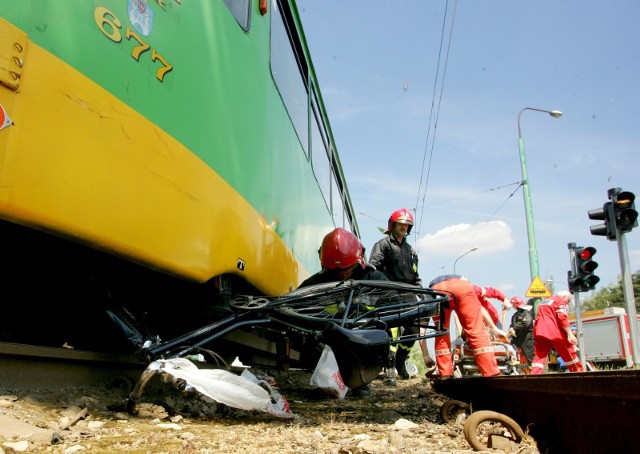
506,296 -> 535,372
369,208 -> 429,383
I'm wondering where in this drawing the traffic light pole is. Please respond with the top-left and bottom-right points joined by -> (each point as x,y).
588,187 -> 639,367
568,242 -> 587,370
617,231 -> 640,367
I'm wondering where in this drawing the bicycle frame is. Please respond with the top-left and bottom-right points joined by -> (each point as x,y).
126,280 -> 448,359
109,280 -> 450,400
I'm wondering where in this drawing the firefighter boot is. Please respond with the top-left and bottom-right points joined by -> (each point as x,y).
383,351 -> 398,386
396,347 -> 411,380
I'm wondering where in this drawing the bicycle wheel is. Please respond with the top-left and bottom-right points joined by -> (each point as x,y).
272,283 -> 371,328
229,282 -> 352,312
272,280 -> 444,331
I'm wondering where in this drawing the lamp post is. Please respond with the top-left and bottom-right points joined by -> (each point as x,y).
453,247 -> 478,274
518,107 -> 562,314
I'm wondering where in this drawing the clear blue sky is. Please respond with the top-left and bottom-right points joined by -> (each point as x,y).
297,0 -> 640,309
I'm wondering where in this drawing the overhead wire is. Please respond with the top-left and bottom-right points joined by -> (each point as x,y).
410,0 -> 522,272
360,0 -> 520,272
433,182 -> 523,273
430,181 -> 522,206
413,0 -> 458,252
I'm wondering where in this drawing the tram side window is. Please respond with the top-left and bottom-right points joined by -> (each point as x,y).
223,0 -> 251,31
270,0 -> 309,156
311,96 -> 331,211
311,84 -> 352,230
331,169 -> 347,228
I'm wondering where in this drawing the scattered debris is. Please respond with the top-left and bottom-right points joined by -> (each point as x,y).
0,370 -> 541,452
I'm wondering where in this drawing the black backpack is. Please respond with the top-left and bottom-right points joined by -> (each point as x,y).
513,310 -> 533,334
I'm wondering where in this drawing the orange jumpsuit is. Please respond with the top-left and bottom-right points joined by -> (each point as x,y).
530,295 -> 584,374
430,275 -> 500,377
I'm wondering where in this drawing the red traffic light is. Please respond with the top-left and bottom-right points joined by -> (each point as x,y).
568,244 -> 600,293
578,246 -> 596,261
572,246 -> 599,291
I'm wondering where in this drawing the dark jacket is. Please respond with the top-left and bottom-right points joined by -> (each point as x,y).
369,235 -> 421,286
299,264 -> 389,288
510,308 -> 533,343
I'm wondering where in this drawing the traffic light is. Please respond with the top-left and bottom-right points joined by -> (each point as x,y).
590,188 -> 639,241
611,190 -> 638,234
588,202 -> 616,240
568,246 -> 599,293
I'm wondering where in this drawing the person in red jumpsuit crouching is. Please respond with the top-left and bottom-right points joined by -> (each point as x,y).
530,290 -> 584,374
473,284 -> 511,330
429,275 -> 501,378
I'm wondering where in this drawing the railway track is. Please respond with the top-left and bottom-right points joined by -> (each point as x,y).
432,369 -> 640,453
0,342 -> 147,391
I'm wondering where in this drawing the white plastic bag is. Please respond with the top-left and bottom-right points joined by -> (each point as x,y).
405,359 -> 419,378
157,358 -> 269,410
240,369 -> 297,419
310,345 -> 348,399
155,358 -> 297,419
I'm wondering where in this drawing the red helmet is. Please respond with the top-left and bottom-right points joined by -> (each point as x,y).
385,208 -> 414,234
510,296 -> 525,308
320,228 -> 366,270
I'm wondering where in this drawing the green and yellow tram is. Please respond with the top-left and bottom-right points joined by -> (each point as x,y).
0,0 -> 359,360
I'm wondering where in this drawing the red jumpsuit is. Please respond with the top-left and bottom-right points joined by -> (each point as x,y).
530,295 -> 584,374
430,276 -> 500,377
473,285 -> 507,327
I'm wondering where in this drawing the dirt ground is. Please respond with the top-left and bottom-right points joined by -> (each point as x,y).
0,364 -> 542,454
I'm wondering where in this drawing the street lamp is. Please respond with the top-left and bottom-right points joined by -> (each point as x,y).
453,247 -> 478,274
517,107 -> 562,282
518,107 -> 562,315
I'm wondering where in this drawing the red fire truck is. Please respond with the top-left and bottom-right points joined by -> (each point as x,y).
569,307 -> 640,368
